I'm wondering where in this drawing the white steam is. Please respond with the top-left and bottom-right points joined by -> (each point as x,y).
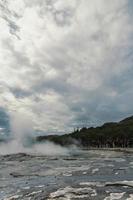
0,111 -> 70,156
9,111 -> 34,143
31,142 -> 69,156
0,140 -> 69,156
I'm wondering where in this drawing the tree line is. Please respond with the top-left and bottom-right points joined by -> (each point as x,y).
36,116 -> 133,148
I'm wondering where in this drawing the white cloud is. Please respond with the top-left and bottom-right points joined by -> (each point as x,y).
0,0 -> 133,135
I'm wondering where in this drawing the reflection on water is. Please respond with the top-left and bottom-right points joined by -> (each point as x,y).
0,150 -> 133,199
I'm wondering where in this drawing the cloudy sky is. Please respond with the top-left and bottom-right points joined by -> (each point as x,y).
0,0 -> 133,135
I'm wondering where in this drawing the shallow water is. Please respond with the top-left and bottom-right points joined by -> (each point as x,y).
0,150 -> 133,200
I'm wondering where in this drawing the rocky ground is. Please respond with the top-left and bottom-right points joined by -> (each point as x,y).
0,150 -> 133,200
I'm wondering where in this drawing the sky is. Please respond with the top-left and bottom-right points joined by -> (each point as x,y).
0,0 -> 133,135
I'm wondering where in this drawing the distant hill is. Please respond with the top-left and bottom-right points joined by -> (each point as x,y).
36,116 -> 133,148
